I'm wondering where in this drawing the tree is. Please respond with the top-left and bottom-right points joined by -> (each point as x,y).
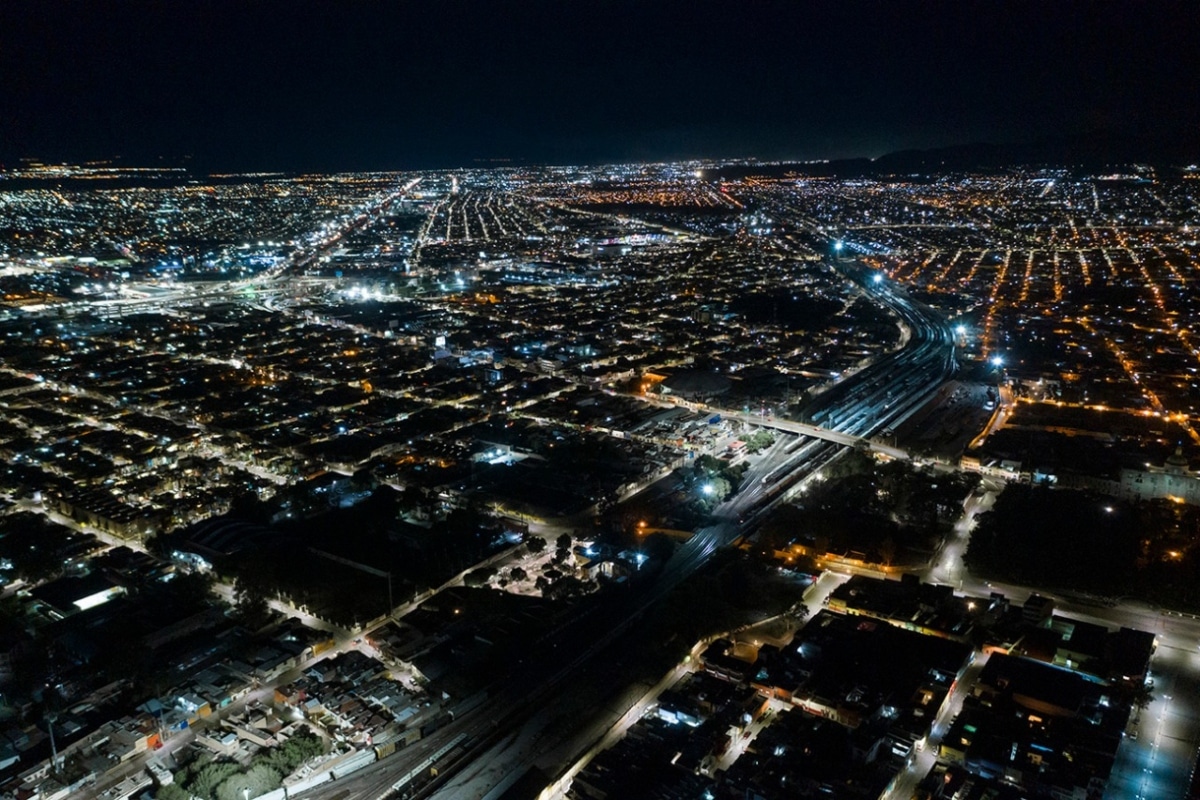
232,576 -> 272,630
877,536 -> 897,567
186,760 -> 240,800
169,571 -> 216,610
825,444 -> 874,480
215,763 -> 282,800
463,567 -> 496,587
698,476 -> 732,510
509,566 -> 528,582
228,490 -> 272,524
719,558 -> 754,607
1131,681 -> 1155,720
398,484 -> 426,514
642,533 -> 676,563
526,536 -> 547,554
553,534 -> 573,564
350,467 -> 376,491
744,429 -> 775,454
156,785 -> 190,800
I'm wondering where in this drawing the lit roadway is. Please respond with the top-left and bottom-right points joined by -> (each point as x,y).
686,266 -> 956,464
23,246 -> 957,800
290,264 -> 963,800
19,178 -> 422,321
960,593 -> 1200,799
889,484 -> 1200,800
532,571 -> 850,800
292,444 -> 800,800
971,587 -> 1200,800
881,652 -> 991,800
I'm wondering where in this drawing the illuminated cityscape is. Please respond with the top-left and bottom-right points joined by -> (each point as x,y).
2,3 -> 1200,800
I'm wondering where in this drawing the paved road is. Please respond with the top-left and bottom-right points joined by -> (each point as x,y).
882,653 -> 991,800
906,484 -> 1200,800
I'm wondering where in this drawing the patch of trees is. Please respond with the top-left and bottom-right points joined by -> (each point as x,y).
0,512 -> 92,584
839,295 -> 903,345
743,430 -> 775,455
966,486 -> 1140,592
967,486 -> 1200,609
554,533 -> 573,564
758,453 -> 978,565
730,290 -> 842,333
689,454 -> 749,512
208,495 -> 509,627
157,728 -> 324,800
649,553 -> 808,645
464,566 -> 497,587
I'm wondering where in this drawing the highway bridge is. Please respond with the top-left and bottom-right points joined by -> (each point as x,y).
691,262 -> 957,462
294,262 -> 962,800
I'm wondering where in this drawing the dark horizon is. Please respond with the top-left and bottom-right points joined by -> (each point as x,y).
3,1 -> 1200,172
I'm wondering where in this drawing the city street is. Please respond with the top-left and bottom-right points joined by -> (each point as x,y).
951,571 -> 1200,799
1107,640 -> 1200,799
881,653 -> 990,800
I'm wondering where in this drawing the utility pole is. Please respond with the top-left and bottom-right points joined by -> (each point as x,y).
46,710 -> 60,776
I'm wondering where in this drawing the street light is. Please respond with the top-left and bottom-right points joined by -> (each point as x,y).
702,483 -> 715,496
990,355 -> 1004,368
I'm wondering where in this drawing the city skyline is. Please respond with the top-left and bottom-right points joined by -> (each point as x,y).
5,4 -> 1200,800
2,157 -> 1200,800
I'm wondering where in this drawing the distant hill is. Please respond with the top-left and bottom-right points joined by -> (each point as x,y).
712,128 -> 1200,180
873,129 -> 1199,172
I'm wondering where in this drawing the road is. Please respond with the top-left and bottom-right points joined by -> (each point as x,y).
900,474 -> 1200,799
77,633 -> 382,800
881,653 -> 991,800
936,570 -> 1200,799
530,572 -> 848,800
1107,639 -> 1200,800
921,479 -> 1001,590
20,178 -> 422,323
903,481 -> 1200,800
292,255 -> 967,799
292,430 -> 834,800
28,244 -> 964,800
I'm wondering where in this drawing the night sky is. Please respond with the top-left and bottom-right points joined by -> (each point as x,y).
3,1 -> 1199,171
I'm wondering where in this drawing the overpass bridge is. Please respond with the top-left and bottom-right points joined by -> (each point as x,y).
707,408 -> 910,460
